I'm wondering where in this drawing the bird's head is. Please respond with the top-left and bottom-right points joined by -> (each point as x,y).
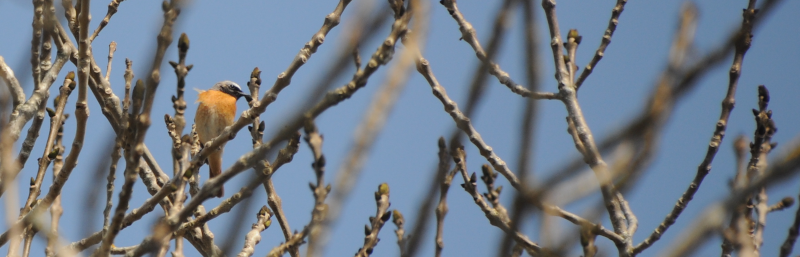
210,80 -> 253,103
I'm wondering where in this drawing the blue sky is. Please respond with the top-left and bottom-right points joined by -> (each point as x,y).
2,0 -> 800,256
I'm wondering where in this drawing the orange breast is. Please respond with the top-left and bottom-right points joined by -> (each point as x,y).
195,90 -> 238,144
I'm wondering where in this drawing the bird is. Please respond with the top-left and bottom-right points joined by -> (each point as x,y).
195,80 -> 252,198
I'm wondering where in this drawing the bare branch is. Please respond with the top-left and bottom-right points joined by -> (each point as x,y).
574,0 -> 629,89
434,158 -> 457,257
89,0 -> 126,42
392,209 -> 407,257
355,183 -> 392,257
0,56 -> 25,113
438,0 -> 559,100
237,206 -> 272,257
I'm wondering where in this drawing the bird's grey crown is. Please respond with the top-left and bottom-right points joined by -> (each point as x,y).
210,80 -> 243,96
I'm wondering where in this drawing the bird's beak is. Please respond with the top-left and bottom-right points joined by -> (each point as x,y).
240,93 -> 253,103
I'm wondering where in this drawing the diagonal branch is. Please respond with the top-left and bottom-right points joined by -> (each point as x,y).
574,0 -> 628,89
634,1 -> 758,254
439,0 -> 559,100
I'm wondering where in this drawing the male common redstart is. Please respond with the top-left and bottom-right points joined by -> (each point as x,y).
195,81 -> 252,198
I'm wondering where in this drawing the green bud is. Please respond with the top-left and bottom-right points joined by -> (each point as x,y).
178,33 -> 190,51
378,183 -> 389,196
392,209 -> 404,224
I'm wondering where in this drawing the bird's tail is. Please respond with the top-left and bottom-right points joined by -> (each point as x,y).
208,150 -> 225,198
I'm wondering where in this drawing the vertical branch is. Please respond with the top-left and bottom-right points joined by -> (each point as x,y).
168,33 -> 191,139
39,0 -> 54,81
45,111 -> 68,257
746,85 -> 777,256
123,59 -> 133,114
305,122 -> 330,257
134,0 -> 180,174
62,0 -> 78,40
97,80 -> 145,256
165,34 -> 192,256
564,29 -> 580,85
541,0 -> 631,251
75,1 -> 104,254
434,149 -> 457,257
237,206 -> 272,257
262,132 -> 301,256
105,42 -> 116,81
403,137 -> 451,257
355,183 -> 392,257
391,210 -> 407,256
31,0 -> 45,86
580,224 -> 599,257
247,67 -> 264,147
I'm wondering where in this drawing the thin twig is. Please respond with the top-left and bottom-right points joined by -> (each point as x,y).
439,0 -> 559,100
267,228 -> 309,257
768,197 -> 794,213
237,206 -> 272,257
746,85 -> 777,257
434,151 -> 457,257
574,0 -> 628,89
403,137 -> 451,257
305,122 -> 331,257
30,0 -> 45,87
89,0 -> 126,42
450,146 -> 541,255
105,41 -> 116,81
355,183 -> 392,257
392,209 -> 407,257
416,56 -> 524,191
260,132 -> 301,257
462,0 -> 517,117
